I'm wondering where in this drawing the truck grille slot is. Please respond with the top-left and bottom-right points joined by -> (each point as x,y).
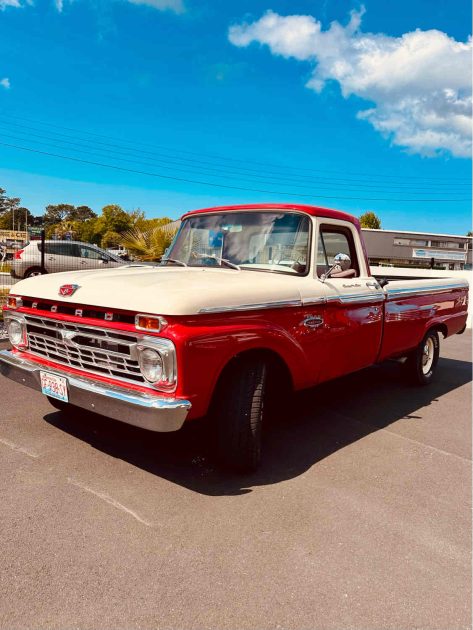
24,315 -> 145,384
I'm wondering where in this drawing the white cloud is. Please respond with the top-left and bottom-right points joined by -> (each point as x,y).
229,8 -> 472,158
0,0 -> 29,8
0,0 -> 184,12
126,0 -> 184,12
0,78 -> 11,89
56,0 -> 184,12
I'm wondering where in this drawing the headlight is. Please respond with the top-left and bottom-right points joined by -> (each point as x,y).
138,347 -> 163,383
7,317 -> 27,349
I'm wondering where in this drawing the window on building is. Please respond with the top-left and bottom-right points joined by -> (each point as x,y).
394,237 -> 428,247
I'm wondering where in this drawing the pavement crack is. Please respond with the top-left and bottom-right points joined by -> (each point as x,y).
0,436 -> 40,459
67,477 -> 153,527
328,410 -> 472,464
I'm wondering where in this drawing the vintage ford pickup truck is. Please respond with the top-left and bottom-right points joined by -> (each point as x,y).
0,204 -> 469,471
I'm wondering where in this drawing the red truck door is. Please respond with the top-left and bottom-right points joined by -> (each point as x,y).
312,220 -> 385,383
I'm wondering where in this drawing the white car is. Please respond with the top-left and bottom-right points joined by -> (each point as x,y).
11,240 -> 125,279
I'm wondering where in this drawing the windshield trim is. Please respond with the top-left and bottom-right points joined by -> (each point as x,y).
170,210 -> 313,278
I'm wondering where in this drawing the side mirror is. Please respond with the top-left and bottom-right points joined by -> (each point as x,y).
100,256 -> 109,263
321,252 -> 351,281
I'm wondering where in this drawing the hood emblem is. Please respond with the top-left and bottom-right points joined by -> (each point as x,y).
59,284 -> 80,297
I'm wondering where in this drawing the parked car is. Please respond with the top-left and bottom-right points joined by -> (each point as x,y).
10,240 -> 126,279
1,204 -> 469,471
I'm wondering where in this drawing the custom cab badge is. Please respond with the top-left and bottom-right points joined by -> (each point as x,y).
59,284 -> 80,297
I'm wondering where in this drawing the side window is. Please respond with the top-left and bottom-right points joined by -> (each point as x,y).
317,226 -> 359,277
42,242 -> 79,257
79,246 -> 106,260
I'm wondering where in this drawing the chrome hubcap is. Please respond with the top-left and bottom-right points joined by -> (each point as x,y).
422,338 -> 434,374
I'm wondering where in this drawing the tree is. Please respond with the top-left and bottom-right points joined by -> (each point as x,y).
467,231 -> 472,237
68,205 -> 97,222
0,187 -> 20,216
101,230 -> 122,249
359,211 -> 382,229
44,204 -> 75,225
120,224 -> 177,261
0,206 -> 35,230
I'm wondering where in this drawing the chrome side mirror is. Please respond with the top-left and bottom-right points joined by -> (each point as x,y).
321,252 -> 351,281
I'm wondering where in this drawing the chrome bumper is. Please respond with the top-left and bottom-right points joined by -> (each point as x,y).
0,349 -> 191,432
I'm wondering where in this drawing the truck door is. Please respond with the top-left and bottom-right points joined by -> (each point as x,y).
315,220 -> 385,383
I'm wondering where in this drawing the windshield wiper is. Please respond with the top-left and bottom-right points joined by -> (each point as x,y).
161,258 -> 187,267
191,252 -> 240,270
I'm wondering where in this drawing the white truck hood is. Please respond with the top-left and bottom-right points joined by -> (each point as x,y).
12,266 -> 304,315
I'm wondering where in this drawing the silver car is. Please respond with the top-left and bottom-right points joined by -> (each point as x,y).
11,240 -> 125,279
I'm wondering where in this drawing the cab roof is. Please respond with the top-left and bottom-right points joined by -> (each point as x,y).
181,203 -> 360,226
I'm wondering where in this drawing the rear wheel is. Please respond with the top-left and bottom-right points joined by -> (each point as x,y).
404,329 -> 440,386
212,357 -> 267,473
24,267 -> 44,279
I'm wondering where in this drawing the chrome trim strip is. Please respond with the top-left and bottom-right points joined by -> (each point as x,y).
0,350 -> 190,433
199,299 -> 302,314
302,296 -> 326,306
386,282 -> 468,301
326,292 -> 385,305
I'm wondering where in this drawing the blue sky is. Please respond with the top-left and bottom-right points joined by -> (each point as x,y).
0,0 -> 471,234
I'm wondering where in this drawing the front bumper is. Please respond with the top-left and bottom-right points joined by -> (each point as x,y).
0,349 -> 191,432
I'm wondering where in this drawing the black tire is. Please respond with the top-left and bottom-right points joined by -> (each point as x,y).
404,329 -> 440,386
46,396 -> 70,412
24,267 -> 44,279
212,357 -> 267,473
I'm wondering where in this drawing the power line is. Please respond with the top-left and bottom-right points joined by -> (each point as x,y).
0,110 -> 470,185
1,128 -> 469,197
1,140 -> 470,203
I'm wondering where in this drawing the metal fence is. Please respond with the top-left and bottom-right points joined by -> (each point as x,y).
0,231 -> 132,315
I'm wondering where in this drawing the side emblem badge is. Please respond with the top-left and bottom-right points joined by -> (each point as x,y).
59,284 -> 80,297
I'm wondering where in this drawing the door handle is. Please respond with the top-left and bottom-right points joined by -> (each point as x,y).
47,256 -> 54,260
302,315 -> 324,329
366,280 -> 380,289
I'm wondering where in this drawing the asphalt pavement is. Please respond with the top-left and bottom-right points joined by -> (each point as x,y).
0,332 -> 471,630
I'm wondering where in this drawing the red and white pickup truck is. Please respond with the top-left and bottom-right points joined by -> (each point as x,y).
1,204 -> 469,471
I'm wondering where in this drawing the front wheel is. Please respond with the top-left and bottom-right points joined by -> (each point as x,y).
404,329 -> 440,386
212,357 -> 267,473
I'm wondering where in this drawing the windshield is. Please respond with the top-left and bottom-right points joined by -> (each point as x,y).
163,211 -> 311,275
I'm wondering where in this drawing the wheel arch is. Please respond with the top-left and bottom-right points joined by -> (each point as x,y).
24,265 -> 44,278
214,347 -> 294,395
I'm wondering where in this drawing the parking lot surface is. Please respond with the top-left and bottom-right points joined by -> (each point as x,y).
0,332 -> 471,630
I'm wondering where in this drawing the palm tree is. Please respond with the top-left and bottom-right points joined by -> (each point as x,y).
120,224 -> 177,261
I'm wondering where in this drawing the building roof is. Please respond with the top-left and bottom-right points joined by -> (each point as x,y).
361,227 -> 471,240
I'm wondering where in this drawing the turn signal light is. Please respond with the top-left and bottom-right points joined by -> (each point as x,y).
135,314 -> 167,332
6,296 -> 23,309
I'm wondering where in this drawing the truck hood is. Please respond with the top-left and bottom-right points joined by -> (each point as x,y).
12,266 -> 304,315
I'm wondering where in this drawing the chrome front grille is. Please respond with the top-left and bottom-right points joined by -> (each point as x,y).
24,315 -> 145,384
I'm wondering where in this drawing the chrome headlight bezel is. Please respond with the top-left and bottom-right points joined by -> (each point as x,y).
5,313 -> 28,350
136,336 -> 177,391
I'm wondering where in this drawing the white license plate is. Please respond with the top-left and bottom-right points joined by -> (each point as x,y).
40,371 -> 69,403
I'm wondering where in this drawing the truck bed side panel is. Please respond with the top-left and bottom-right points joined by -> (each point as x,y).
379,279 -> 469,361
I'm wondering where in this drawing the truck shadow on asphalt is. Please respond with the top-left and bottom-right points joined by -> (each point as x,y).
44,356 -> 471,496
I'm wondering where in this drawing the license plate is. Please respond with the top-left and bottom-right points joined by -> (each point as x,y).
40,371 -> 69,403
